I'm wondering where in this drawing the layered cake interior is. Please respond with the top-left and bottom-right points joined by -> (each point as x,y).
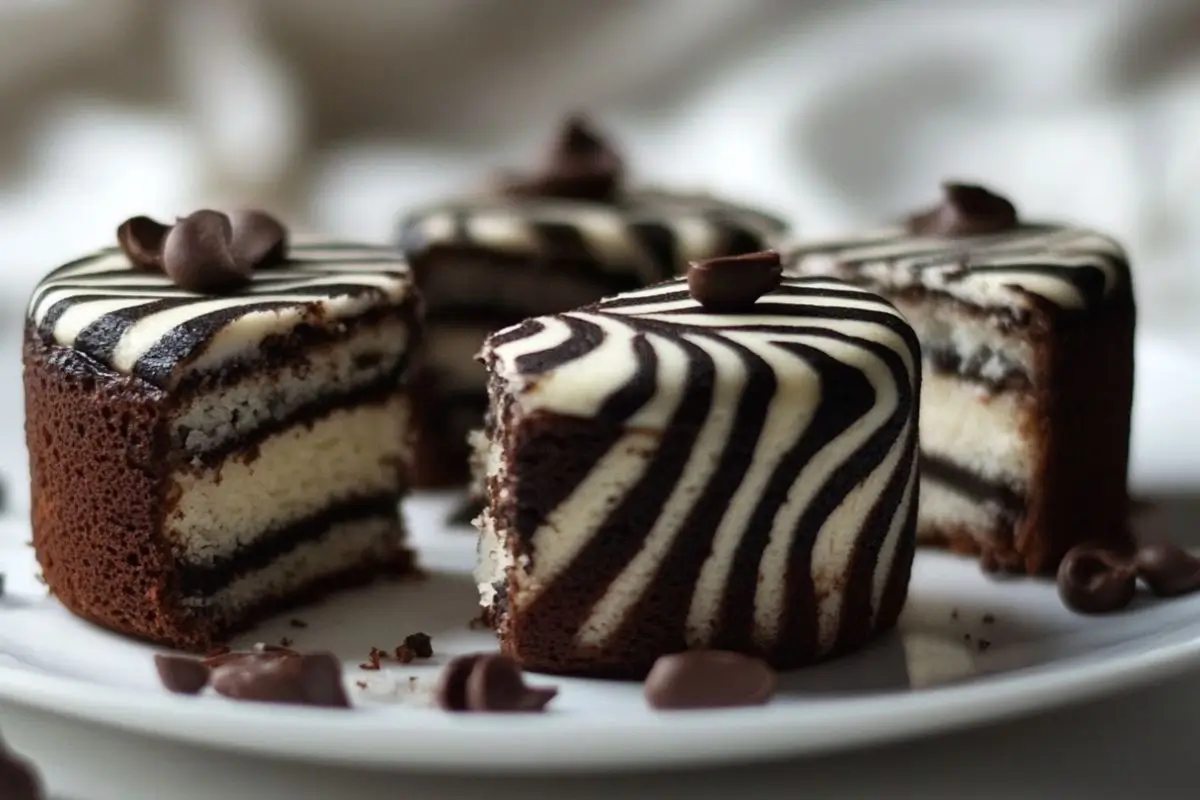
25,229 -> 420,650
786,184 -> 1135,573
398,117 -> 788,486
475,256 -> 921,677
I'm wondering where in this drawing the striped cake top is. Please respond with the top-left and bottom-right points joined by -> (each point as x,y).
484,276 -> 920,429
27,241 -> 416,388
784,223 -> 1129,312
399,190 -> 789,286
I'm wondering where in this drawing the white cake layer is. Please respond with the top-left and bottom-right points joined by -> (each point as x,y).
425,325 -> 491,393
920,371 -> 1033,488
168,397 -> 409,561
917,477 -> 1002,548
890,296 -> 1034,381
182,516 -> 401,612
172,320 -> 410,454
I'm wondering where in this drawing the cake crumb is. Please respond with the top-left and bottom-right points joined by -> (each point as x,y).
950,608 -> 959,620
279,636 -> 293,647
977,639 -> 992,652
359,646 -> 388,671
963,632 -> 972,642
355,681 -> 368,689
289,618 -> 308,629
982,613 -> 995,624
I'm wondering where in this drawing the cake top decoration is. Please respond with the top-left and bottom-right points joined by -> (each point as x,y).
906,182 -> 1018,238
116,208 -> 289,293
686,250 -> 782,312
501,114 -> 624,203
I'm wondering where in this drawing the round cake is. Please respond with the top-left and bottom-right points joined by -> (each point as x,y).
24,212 -> 422,650
475,253 -> 922,677
397,116 -> 788,486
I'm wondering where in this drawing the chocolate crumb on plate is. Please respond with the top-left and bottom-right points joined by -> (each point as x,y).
279,636 -> 294,648
154,654 -> 211,695
401,632 -> 433,659
437,654 -> 557,713
289,619 -> 309,629
977,640 -> 992,653
355,681 -> 368,689
210,652 -> 350,708
644,651 -> 776,710
982,613 -> 995,624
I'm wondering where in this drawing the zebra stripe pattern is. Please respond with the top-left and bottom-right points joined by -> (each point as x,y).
785,223 -> 1130,312
480,276 -> 921,674
26,242 -> 416,388
400,190 -> 789,291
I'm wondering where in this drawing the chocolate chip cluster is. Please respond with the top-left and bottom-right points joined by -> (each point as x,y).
117,209 -> 288,292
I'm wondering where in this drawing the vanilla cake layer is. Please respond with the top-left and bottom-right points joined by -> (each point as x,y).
787,219 -> 1135,573
477,276 -> 921,677
25,239 -> 421,651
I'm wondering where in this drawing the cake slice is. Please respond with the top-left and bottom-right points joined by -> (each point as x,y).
786,183 -> 1135,574
24,211 -> 420,651
475,252 -> 921,677
398,116 -> 788,486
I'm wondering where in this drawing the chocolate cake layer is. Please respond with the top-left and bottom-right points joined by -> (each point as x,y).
787,215 -> 1135,573
400,189 -> 788,487
476,276 -> 921,677
25,239 -> 421,651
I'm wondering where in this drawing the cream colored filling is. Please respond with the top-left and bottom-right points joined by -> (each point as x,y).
172,321 -> 410,453
168,398 -> 410,562
917,477 -> 1003,548
920,371 -> 1033,488
183,517 -> 403,611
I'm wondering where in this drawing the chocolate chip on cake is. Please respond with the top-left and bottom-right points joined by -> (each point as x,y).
117,215 -> 170,270
1057,544 -> 1137,614
210,652 -> 350,708
503,114 -> 624,202
907,182 -> 1019,237
686,250 -> 782,312
229,209 -> 288,268
644,651 -> 776,710
163,210 -> 252,293
436,654 -> 557,713
154,654 -> 211,695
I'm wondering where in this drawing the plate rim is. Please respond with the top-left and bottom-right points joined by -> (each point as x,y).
1,616 -> 1199,773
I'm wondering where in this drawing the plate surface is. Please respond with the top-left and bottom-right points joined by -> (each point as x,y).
2,337 -> 1200,773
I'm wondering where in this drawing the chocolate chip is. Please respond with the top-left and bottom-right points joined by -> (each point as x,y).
437,654 -> 557,713
644,651 -> 776,710
687,250 -> 782,313
163,210 -> 252,293
1135,542 -> 1200,597
1056,544 -> 1137,614
907,182 -> 1018,237
117,215 -> 171,270
503,115 -> 624,202
229,209 -> 288,268
403,632 -> 433,659
210,652 -> 350,708
154,654 -> 210,695
0,739 -> 42,800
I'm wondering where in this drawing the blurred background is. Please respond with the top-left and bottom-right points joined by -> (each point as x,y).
0,0 -> 1198,506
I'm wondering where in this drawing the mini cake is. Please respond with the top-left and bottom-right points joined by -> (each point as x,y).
24,210 -> 421,651
786,183 -> 1135,574
475,251 -> 921,678
398,116 -> 788,486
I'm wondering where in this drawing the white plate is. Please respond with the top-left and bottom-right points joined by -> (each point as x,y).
2,337 -> 1200,773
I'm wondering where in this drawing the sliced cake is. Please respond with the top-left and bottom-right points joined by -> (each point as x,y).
786,183 -> 1135,574
24,210 -> 421,651
398,115 -> 788,486
475,252 -> 921,678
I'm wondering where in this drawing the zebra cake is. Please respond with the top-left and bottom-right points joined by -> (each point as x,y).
786,183 -> 1135,574
475,251 -> 921,677
398,116 -> 788,486
24,210 -> 421,651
